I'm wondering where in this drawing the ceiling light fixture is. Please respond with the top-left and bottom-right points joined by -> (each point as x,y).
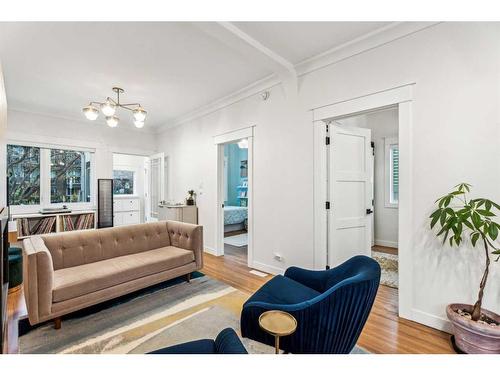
237,139 -> 249,149
82,87 -> 147,128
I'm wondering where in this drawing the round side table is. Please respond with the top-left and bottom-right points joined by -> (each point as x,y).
259,310 -> 297,354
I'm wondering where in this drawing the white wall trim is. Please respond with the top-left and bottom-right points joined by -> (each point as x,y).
312,84 -> 415,324
7,130 -> 100,152
214,127 -> 254,269
296,22 -> 440,77
251,261 -> 284,276
8,107 -> 158,135
374,239 -> 398,249
312,84 -> 414,121
204,247 -> 218,256
213,125 -> 254,145
159,22 -> 438,133
411,308 -> 452,334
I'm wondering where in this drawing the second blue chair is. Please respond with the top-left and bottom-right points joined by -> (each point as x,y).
241,255 -> 381,354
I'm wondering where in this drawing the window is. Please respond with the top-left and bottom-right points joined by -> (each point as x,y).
50,149 -> 91,203
7,145 -> 41,205
384,137 -> 399,207
7,143 -> 94,210
113,170 -> 135,195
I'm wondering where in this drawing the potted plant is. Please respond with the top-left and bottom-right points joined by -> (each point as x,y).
430,183 -> 500,353
186,190 -> 196,206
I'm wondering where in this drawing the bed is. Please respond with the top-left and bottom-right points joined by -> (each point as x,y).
224,206 -> 248,232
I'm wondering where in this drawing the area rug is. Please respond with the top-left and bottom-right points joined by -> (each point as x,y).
19,275 -> 369,354
224,233 -> 248,247
371,251 -> 398,288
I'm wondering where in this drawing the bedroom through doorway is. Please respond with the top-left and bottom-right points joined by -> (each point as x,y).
222,139 -> 248,264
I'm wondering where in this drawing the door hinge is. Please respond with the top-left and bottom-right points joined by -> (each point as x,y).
325,136 -> 330,146
325,201 -> 331,210
371,141 -> 375,155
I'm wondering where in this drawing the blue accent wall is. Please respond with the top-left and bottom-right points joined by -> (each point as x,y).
224,143 -> 248,206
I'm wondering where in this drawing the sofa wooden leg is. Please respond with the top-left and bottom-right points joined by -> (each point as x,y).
186,273 -> 191,283
54,317 -> 62,330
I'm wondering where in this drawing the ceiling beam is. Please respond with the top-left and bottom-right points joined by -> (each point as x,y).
217,22 -> 297,95
194,22 -> 297,95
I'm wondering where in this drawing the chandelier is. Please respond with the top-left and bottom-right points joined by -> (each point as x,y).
82,87 -> 147,128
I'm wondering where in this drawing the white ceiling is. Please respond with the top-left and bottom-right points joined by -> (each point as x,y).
0,22 -> 391,130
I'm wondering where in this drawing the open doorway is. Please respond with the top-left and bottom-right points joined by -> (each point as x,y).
215,126 -> 254,268
222,140 -> 249,263
112,153 -> 149,226
334,107 -> 399,289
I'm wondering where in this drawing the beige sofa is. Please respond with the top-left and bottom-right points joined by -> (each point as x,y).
23,220 -> 203,328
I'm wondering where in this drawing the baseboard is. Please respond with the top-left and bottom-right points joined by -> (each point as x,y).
410,308 -> 452,334
204,247 -> 219,256
374,239 -> 398,248
251,261 -> 285,276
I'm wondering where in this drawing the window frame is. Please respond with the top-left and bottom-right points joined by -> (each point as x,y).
7,141 -> 96,214
384,136 -> 399,208
112,167 -> 137,196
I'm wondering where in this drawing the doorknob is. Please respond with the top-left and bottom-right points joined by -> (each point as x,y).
366,208 -> 373,214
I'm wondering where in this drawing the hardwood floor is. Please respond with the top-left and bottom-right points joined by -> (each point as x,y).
201,252 -> 454,354
372,245 -> 398,256
5,248 -> 454,354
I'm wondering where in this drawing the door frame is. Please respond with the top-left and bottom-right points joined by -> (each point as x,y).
312,84 -> 414,320
148,152 -> 165,222
214,126 -> 254,268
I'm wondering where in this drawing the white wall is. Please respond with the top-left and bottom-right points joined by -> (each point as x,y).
4,110 -> 157,210
157,23 -> 500,331
0,63 -> 7,208
338,109 -> 399,248
112,153 -> 148,222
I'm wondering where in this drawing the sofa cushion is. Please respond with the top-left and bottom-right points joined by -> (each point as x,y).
52,246 -> 194,302
43,222 -> 172,270
244,275 -> 320,307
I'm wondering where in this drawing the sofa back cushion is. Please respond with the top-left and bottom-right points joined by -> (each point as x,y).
42,221 -> 171,270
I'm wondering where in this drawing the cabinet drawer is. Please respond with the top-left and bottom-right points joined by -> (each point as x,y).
123,211 -> 140,225
113,212 -> 124,226
123,198 -> 140,211
113,199 -> 123,212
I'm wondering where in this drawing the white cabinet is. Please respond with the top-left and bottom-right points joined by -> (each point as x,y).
113,196 -> 141,227
158,205 -> 198,224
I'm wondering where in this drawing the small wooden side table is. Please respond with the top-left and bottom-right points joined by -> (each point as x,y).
259,310 -> 297,354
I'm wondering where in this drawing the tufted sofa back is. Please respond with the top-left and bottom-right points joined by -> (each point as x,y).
42,221 -> 173,270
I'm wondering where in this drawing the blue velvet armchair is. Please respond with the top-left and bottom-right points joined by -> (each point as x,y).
148,328 -> 248,354
241,255 -> 381,354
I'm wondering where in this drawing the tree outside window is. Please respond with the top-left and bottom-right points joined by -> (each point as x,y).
113,170 -> 135,195
7,145 -> 41,205
50,149 -> 91,203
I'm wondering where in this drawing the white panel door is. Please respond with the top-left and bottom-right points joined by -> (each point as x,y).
148,152 -> 165,221
329,125 -> 372,266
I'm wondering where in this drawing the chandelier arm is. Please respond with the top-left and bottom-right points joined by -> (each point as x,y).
89,101 -> 104,106
108,97 -> 118,105
119,103 -> 141,108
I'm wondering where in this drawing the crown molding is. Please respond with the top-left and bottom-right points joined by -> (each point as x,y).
156,73 -> 281,133
157,21 -> 441,134
8,107 -> 158,135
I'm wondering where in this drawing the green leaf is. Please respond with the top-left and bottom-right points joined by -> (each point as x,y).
440,210 -> 447,226
472,212 -> 482,229
430,214 -> 440,229
489,224 -> 498,241
444,196 -> 452,207
491,201 -> 500,211
485,200 -> 492,211
463,219 -> 475,230
492,250 -> 500,255
442,229 -> 450,245
477,209 -> 495,217
471,232 -> 480,246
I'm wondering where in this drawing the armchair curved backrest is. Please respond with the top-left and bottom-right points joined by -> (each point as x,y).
241,255 -> 381,354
